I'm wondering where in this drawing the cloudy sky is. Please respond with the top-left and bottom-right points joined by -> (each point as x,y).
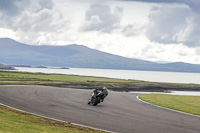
1,0 -> 200,64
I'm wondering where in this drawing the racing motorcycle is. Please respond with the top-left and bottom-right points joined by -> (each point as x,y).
88,91 -> 104,106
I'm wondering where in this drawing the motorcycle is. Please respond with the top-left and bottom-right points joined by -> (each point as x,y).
88,91 -> 104,106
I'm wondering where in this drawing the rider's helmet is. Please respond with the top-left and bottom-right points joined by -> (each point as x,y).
103,87 -> 107,90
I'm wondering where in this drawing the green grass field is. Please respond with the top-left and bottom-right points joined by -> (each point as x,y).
139,94 -> 200,116
0,105 -> 105,133
0,70 -> 169,92
1,70 -> 199,92
0,70 -> 137,88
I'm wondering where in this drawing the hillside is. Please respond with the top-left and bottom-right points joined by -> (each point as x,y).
1,38 -> 200,73
0,64 -> 15,70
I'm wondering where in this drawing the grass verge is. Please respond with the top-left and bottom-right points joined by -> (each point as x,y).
139,94 -> 200,116
0,105 -> 105,133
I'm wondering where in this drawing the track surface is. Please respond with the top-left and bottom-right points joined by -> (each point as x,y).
0,85 -> 199,133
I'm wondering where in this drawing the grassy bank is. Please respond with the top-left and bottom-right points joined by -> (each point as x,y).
0,105 -> 104,133
1,71 -> 200,92
139,94 -> 200,116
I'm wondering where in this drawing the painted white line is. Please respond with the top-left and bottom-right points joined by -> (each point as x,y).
136,95 -> 200,118
0,102 -> 115,133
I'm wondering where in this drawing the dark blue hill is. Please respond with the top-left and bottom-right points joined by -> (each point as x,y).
1,38 -> 200,73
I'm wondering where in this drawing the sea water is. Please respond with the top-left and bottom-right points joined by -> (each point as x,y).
15,67 -> 200,84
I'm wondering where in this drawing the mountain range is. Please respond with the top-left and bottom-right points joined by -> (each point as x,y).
1,38 -> 200,73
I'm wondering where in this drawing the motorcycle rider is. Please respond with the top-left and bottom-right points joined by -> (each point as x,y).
88,87 -> 108,104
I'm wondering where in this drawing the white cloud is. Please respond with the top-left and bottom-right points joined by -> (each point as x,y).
146,4 -> 192,44
0,0 -> 20,16
123,0 -> 200,47
1,0 -> 200,64
83,3 -> 123,32
1,0 -> 67,32
121,24 -> 144,37
0,28 -> 19,40
0,0 -> 69,46
146,4 -> 200,47
141,43 -> 199,63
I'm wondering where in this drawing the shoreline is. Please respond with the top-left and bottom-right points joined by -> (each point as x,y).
1,70 -> 200,92
14,67 -> 200,84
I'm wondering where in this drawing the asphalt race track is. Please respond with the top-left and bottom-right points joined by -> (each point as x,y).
0,85 -> 200,133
